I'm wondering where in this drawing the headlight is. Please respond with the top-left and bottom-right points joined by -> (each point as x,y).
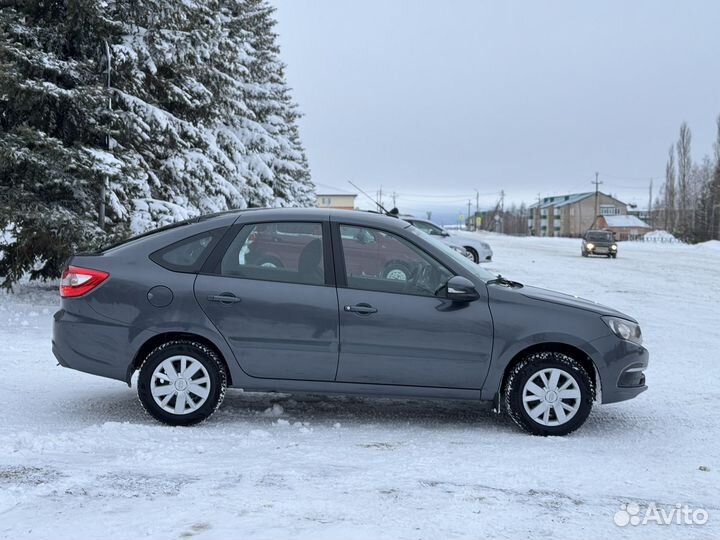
611,244 -> 617,250
602,316 -> 642,345
586,243 -> 595,250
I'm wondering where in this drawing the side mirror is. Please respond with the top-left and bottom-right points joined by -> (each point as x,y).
446,276 -> 480,302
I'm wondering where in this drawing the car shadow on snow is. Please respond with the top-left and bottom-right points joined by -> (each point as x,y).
64,387 -> 650,437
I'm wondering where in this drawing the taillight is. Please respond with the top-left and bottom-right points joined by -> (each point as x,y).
60,266 -> 109,298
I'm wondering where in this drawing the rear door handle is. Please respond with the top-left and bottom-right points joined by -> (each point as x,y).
344,303 -> 377,314
207,293 -> 241,304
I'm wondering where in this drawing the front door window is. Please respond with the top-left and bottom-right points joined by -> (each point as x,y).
339,225 -> 453,297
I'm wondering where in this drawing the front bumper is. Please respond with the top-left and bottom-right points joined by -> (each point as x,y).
590,334 -> 649,404
585,244 -> 617,255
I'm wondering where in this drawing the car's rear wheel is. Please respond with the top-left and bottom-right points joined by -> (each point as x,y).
465,247 -> 480,264
137,340 -> 227,426
256,256 -> 284,268
504,351 -> 593,436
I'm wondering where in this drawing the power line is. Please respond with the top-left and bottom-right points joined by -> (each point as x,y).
599,172 -> 664,183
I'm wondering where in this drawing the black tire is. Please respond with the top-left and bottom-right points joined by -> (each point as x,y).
465,247 -> 480,264
504,351 -> 593,436
581,250 -> 588,257
137,340 -> 227,426
611,254 -> 617,259
382,261 -> 412,281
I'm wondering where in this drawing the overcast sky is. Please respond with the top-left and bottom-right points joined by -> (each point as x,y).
273,0 -> 720,223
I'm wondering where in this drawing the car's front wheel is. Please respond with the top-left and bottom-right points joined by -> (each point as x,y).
504,351 -> 593,436
137,340 -> 227,426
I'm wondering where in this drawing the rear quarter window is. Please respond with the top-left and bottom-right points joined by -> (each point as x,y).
150,228 -> 226,273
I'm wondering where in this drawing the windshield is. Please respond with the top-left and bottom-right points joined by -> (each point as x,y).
411,220 -> 447,236
586,232 -> 613,242
406,225 -> 496,282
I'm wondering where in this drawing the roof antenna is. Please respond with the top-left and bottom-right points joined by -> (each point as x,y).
348,180 -> 393,215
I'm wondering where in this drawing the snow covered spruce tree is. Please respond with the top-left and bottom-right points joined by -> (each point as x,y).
0,0 -> 312,289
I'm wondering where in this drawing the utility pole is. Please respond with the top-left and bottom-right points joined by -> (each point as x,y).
474,189 -> 480,231
648,179 -> 653,228
467,200 -> 472,230
591,172 -> 603,228
498,190 -> 505,234
376,186 -> 383,212
98,39 -> 112,230
391,191 -> 397,209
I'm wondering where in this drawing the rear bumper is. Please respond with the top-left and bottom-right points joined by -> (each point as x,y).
53,308 -> 138,383
590,334 -> 649,404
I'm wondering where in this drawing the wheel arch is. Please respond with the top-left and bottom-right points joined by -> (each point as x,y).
494,342 -> 601,407
127,332 -> 234,387
463,245 -> 479,262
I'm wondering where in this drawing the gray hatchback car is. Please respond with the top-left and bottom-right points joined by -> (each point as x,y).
53,208 -> 648,435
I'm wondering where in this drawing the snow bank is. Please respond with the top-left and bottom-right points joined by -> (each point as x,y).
696,239 -> 720,251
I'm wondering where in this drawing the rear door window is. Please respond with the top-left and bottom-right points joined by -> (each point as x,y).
219,222 -> 325,285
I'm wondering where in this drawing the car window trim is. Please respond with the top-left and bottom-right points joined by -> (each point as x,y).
330,222 -> 455,298
199,219 -> 335,287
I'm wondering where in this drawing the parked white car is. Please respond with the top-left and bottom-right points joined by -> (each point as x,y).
402,217 -> 493,263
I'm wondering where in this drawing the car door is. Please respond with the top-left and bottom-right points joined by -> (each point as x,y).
194,220 -> 339,381
333,222 -> 493,389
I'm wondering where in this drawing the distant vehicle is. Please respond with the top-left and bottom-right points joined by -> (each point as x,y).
582,230 -> 618,258
53,208 -> 648,435
401,216 -> 493,263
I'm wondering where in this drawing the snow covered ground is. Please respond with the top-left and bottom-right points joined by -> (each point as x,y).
1,235 -> 718,539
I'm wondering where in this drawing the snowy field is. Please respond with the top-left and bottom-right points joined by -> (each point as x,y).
1,235 -> 719,539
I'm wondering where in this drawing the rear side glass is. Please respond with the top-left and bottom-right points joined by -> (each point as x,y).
150,228 -> 225,273
219,222 -> 325,285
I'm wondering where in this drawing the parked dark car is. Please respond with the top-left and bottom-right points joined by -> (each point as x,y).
53,209 -> 648,435
581,230 -> 618,258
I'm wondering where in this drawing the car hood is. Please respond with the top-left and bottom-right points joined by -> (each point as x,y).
584,239 -> 614,246
448,232 -> 490,249
519,285 -> 635,320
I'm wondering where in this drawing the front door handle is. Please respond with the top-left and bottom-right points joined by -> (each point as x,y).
344,303 -> 377,314
207,293 -> 241,304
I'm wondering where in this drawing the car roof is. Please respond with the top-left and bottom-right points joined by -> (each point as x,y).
198,207 -> 410,228
102,208 -> 412,255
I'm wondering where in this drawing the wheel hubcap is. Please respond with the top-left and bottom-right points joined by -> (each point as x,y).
151,355 -> 211,415
386,269 -> 407,281
522,367 -> 581,426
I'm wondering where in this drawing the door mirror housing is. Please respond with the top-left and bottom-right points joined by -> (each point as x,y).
445,276 -> 480,302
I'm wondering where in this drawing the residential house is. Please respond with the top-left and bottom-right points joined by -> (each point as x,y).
315,186 -> 357,210
597,215 -> 652,241
528,192 -> 628,237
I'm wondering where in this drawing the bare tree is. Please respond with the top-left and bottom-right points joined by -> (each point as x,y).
664,145 -> 676,231
711,116 -> 720,239
676,122 -> 693,239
